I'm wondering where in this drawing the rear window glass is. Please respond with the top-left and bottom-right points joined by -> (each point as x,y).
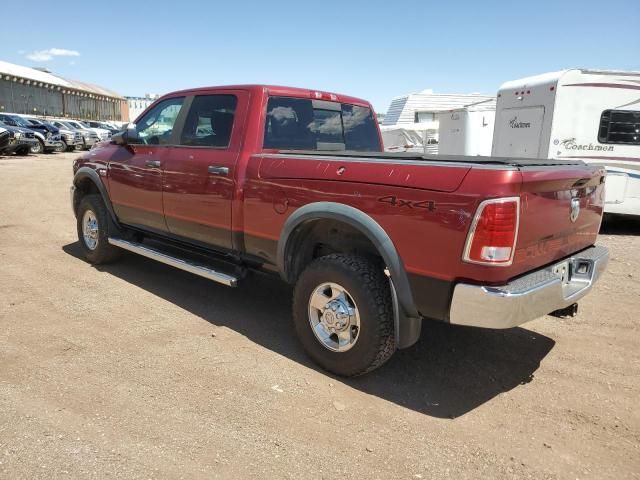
263,96 -> 381,152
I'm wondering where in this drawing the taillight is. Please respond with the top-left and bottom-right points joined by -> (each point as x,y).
463,197 -> 520,266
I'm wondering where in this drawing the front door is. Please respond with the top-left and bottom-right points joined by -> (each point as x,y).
162,92 -> 248,250
108,96 -> 185,232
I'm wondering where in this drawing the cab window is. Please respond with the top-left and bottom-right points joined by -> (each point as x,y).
179,95 -> 237,148
133,97 -> 184,145
263,96 -> 381,152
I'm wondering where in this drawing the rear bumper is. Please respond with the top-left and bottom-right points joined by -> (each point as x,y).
449,245 -> 609,329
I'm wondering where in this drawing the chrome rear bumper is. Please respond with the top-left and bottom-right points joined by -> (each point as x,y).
449,245 -> 609,329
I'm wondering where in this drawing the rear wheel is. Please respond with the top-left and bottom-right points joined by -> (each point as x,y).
76,194 -> 121,264
292,254 -> 395,377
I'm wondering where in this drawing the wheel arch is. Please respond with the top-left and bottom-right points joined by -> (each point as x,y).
72,167 -> 120,227
277,202 -> 420,323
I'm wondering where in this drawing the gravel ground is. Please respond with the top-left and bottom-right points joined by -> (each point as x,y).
0,151 -> 638,479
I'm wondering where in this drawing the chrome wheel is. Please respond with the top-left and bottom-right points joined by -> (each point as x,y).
308,282 -> 361,352
82,209 -> 99,250
30,140 -> 43,154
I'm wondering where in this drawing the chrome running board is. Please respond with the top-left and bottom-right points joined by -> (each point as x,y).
108,238 -> 238,287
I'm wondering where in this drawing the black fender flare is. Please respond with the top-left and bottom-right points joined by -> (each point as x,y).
277,202 -> 422,347
72,167 -> 120,228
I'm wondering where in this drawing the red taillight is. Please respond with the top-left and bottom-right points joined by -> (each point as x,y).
463,197 -> 520,266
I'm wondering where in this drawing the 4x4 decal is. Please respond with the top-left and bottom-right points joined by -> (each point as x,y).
378,195 -> 436,211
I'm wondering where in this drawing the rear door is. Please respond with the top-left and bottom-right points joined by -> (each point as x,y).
162,91 -> 248,250
108,96 -> 185,232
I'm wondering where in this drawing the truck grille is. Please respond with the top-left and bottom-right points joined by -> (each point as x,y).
598,110 -> 640,145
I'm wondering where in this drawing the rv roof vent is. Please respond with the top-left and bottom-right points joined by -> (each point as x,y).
598,110 -> 640,145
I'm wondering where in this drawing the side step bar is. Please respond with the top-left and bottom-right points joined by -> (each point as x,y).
108,238 -> 238,287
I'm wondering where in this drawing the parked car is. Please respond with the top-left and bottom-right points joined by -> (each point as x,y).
0,126 -> 10,152
71,84 -> 609,377
83,120 -> 119,135
0,122 -> 39,155
55,120 -> 101,150
0,113 -> 62,153
78,121 -> 111,140
25,117 -> 82,152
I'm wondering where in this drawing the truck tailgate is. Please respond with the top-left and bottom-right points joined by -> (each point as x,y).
514,164 -> 606,268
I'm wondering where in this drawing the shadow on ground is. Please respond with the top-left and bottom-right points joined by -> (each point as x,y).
63,242 -> 555,419
600,214 -> 640,236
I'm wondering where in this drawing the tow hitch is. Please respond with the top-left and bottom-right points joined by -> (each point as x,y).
550,303 -> 579,318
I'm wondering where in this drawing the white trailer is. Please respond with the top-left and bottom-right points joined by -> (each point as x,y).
380,125 -> 439,154
492,69 -> 640,216
438,99 -> 496,156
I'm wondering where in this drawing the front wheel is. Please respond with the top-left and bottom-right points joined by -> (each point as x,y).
30,139 -> 44,154
292,254 -> 395,377
57,140 -> 67,153
76,194 -> 121,264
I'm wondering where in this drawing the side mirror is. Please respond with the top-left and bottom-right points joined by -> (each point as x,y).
113,124 -> 139,145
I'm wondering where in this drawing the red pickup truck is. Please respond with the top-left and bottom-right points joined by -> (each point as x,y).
71,85 -> 609,376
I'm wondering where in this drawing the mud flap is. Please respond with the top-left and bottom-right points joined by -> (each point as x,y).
390,278 -> 422,349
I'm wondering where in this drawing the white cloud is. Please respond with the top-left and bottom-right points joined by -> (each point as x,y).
26,48 -> 81,62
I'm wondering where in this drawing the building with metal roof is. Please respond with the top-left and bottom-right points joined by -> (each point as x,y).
0,60 -> 128,121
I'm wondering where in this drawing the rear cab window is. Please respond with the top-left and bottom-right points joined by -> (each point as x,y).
263,96 -> 381,152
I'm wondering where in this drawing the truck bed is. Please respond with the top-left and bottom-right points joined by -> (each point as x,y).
282,150 -> 586,167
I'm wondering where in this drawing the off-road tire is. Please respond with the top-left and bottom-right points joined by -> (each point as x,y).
292,254 -> 395,377
76,194 -> 121,264
58,140 -> 68,152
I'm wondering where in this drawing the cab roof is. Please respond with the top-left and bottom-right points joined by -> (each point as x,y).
160,84 -> 373,108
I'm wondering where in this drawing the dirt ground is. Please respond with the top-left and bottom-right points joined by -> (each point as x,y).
0,151 -> 638,479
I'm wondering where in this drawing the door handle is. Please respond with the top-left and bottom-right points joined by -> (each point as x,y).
145,160 -> 161,168
208,165 -> 229,176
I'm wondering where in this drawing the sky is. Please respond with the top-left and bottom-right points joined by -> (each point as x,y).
1,0 -> 639,112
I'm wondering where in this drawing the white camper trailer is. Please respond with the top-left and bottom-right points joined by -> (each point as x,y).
438,99 -> 496,156
492,69 -> 640,216
380,125 -> 439,154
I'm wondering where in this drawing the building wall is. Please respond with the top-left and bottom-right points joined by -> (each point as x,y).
382,92 -> 495,126
126,95 -> 159,122
0,77 -> 125,120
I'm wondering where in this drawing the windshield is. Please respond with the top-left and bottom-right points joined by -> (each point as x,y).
9,116 -> 32,128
